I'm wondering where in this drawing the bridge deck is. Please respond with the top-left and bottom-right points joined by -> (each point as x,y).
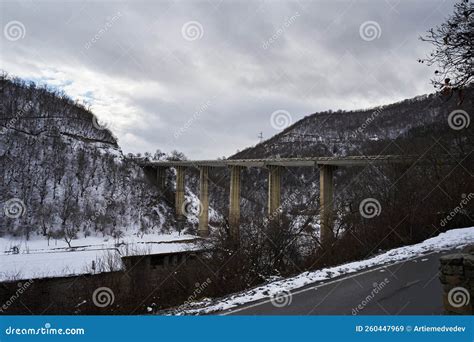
139,155 -> 422,168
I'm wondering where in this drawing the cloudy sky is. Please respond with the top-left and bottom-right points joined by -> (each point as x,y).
0,0 -> 455,159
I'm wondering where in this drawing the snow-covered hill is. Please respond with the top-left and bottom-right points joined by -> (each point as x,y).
0,75 -> 182,245
233,87 -> 473,159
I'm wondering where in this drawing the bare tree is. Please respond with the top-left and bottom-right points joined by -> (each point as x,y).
419,0 -> 473,100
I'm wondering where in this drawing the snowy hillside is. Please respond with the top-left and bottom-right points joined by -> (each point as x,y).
233,87 -> 473,159
0,75 -> 183,244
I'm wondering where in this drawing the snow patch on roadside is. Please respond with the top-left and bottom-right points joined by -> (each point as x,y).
168,227 -> 474,315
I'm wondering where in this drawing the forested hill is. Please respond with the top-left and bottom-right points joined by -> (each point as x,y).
232,86 -> 473,159
0,75 -> 178,241
1,76 -> 117,146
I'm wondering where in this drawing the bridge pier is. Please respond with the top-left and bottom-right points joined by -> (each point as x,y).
319,164 -> 336,245
175,166 -> 186,220
157,167 -> 166,190
267,165 -> 282,217
140,155 -> 419,246
198,166 -> 210,237
229,166 -> 243,242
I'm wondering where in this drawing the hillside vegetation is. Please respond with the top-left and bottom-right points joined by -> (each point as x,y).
0,75 -> 179,243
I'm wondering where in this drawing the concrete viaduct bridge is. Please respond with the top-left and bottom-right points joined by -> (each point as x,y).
140,155 -> 420,245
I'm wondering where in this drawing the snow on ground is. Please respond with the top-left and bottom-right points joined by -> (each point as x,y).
0,231 -> 202,282
167,226 -> 474,315
0,231 -> 197,254
1,250 -> 108,281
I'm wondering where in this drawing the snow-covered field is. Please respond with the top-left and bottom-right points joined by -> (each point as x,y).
166,227 -> 474,315
0,232 -> 201,282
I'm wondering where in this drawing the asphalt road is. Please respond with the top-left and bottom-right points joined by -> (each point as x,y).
221,250 -> 454,315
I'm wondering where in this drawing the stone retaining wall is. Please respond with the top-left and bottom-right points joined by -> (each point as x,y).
439,246 -> 474,315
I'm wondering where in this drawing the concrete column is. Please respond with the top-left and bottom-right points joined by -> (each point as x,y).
267,166 -> 282,217
157,167 -> 166,190
229,166 -> 243,242
319,165 -> 336,245
175,166 -> 186,218
198,166 -> 210,237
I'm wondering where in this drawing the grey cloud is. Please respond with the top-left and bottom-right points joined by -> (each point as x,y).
0,0 -> 456,158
